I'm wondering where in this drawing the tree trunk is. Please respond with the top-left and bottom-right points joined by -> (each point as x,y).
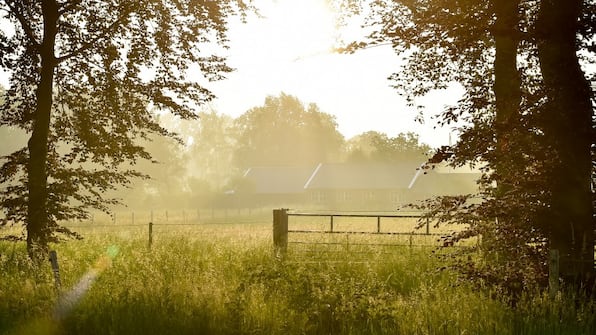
492,0 -> 522,192
491,0 -> 522,262
27,0 -> 59,259
536,0 -> 595,286
493,0 -> 522,134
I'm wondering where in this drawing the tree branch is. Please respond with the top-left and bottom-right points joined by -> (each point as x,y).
57,0 -> 81,16
55,9 -> 130,64
4,0 -> 40,47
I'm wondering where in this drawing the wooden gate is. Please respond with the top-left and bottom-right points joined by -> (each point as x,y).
272,208 -> 450,254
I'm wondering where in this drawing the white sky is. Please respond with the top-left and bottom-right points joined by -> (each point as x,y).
0,0 -> 461,148
206,0 -> 461,147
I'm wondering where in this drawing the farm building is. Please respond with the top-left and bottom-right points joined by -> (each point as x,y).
237,161 -> 481,211
303,162 -> 480,210
408,166 -> 482,200
240,165 -> 316,207
303,162 -> 421,210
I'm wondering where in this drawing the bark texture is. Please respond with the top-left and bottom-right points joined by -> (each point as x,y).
27,0 -> 58,259
536,0 -> 595,285
492,0 -> 522,192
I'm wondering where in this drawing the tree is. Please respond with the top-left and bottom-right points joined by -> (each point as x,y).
535,0 -> 594,284
0,0 -> 250,259
345,131 -> 430,163
0,86 -> 28,156
117,132 -> 189,210
186,110 -> 237,191
339,0 -> 594,289
233,93 -> 345,168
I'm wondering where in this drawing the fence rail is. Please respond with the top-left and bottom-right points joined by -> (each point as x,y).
272,208 -> 451,253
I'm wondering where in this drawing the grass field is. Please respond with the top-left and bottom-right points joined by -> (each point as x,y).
1,213 -> 595,335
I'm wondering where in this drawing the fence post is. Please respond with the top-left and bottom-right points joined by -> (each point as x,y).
549,249 -> 560,297
377,216 -> 381,233
273,208 -> 288,255
148,221 -> 154,250
148,210 -> 154,249
330,215 -> 334,232
49,250 -> 61,291
425,217 -> 430,235
345,234 -> 350,251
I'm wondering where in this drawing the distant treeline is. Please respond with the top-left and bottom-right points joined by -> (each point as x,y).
106,93 -> 431,211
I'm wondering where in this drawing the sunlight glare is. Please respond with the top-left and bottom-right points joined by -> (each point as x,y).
186,135 -> 195,147
259,0 -> 337,61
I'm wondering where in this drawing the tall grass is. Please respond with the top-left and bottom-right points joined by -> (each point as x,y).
0,224 -> 594,335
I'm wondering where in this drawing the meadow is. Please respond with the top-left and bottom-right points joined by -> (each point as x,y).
1,211 -> 595,335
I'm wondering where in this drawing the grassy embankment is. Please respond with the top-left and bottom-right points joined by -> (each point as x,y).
1,214 -> 594,335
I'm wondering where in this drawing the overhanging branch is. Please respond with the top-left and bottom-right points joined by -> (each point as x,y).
4,0 -> 41,48
57,0 -> 82,16
55,9 -> 131,64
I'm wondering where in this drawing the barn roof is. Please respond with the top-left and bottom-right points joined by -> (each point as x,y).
304,161 -> 424,190
410,170 -> 481,196
243,166 -> 317,194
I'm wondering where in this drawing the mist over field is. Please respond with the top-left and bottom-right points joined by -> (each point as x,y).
6,92 -> 465,214
1,0 -> 595,334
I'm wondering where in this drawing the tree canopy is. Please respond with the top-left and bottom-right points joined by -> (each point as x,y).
187,111 -> 237,190
0,0 -> 250,258
339,0 -> 595,290
345,131 -> 431,163
233,93 -> 345,168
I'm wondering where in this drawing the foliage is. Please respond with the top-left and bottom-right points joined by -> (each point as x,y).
116,132 -> 190,210
186,111 -> 238,191
0,0 -> 251,253
345,130 -> 431,163
233,93 -> 345,168
337,0 -> 595,291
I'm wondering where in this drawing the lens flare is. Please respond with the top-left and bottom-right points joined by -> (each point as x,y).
53,245 -> 119,320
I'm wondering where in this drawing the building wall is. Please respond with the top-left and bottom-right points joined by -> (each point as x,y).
306,189 -> 413,210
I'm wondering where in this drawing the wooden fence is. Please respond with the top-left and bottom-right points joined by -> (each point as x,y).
272,209 -> 595,295
75,207 -> 269,226
272,208 -> 450,253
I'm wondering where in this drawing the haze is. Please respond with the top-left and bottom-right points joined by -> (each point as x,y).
0,0 -> 471,215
